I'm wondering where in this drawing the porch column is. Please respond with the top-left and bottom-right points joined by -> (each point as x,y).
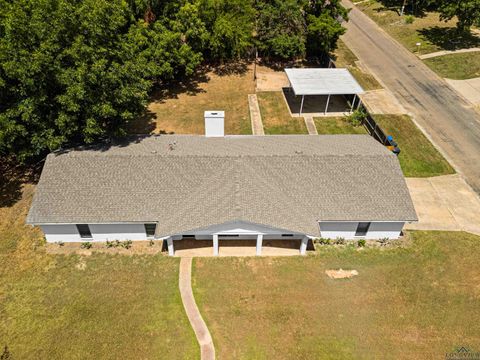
300,236 -> 308,255
167,237 -> 174,256
324,94 -> 331,115
300,95 -> 305,115
256,234 -> 263,256
213,234 -> 219,256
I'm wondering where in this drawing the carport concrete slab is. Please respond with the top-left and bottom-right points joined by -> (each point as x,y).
360,89 -> 406,114
406,175 -> 480,235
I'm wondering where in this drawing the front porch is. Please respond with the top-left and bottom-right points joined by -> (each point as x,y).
169,237 -> 315,257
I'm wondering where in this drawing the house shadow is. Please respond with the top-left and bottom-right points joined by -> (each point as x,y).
282,88 -> 352,116
418,27 -> 480,51
0,157 -> 43,207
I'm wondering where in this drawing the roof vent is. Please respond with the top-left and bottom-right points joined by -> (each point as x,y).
204,111 -> 224,137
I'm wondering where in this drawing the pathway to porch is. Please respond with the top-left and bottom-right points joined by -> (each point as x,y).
179,257 -> 215,360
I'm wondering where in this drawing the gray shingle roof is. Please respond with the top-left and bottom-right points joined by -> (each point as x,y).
27,135 -> 417,237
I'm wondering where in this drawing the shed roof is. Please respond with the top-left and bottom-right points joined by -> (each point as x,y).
285,68 -> 364,96
27,135 -> 417,237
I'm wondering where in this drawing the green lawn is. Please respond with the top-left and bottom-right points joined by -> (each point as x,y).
423,52 -> 480,79
0,185 -> 198,359
373,114 -> 455,177
356,1 -> 480,55
193,231 -> 480,359
257,92 -> 308,134
314,116 -> 368,134
333,40 -> 383,91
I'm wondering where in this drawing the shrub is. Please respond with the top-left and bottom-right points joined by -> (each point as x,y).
357,239 -> 366,247
347,108 -> 367,127
121,240 -> 133,249
334,237 -> 346,245
316,238 -> 331,245
56,241 -> 64,247
149,239 -> 155,247
378,237 -> 390,246
106,240 -> 115,248
80,242 -> 92,249
404,15 -> 414,24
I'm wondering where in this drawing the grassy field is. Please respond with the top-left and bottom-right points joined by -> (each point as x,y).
0,185 -> 198,359
314,116 -> 368,134
373,114 -> 455,177
423,52 -> 480,79
333,40 -> 383,91
193,231 -> 480,359
130,63 -> 254,135
257,92 -> 308,134
356,1 -> 480,55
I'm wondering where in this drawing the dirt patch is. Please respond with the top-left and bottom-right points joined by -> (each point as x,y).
325,269 -> 359,279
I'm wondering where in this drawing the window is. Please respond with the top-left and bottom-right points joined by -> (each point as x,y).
282,234 -> 294,237
76,224 -> 92,239
182,235 -> 195,238
145,223 -> 157,238
355,222 -> 371,237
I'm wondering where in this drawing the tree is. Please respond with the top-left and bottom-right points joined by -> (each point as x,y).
256,0 -> 306,59
305,0 -> 349,57
437,0 -> 480,32
0,0 -> 201,162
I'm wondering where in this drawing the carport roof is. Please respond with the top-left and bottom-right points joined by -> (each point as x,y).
285,68 -> 364,96
27,135 -> 417,237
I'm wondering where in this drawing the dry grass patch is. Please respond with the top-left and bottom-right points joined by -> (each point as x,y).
193,231 -> 480,359
257,92 -> 308,134
130,63 -> 254,135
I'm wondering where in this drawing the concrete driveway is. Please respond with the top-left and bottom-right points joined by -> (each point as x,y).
406,175 -> 480,235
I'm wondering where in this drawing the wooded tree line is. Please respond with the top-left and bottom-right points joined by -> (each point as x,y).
0,0 -> 348,162
397,0 -> 480,32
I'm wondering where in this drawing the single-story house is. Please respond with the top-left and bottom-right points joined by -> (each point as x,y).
27,115 -> 417,256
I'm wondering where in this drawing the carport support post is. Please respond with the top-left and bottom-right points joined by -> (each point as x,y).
300,236 -> 308,255
256,234 -> 263,256
213,234 -> 219,256
351,94 -> 357,113
167,237 -> 174,256
324,94 -> 331,115
300,95 -> 305,115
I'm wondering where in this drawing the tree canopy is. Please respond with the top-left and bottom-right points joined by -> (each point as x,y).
0,0 -> 348,162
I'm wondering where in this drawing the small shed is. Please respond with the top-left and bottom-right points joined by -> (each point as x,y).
285,68 -> 364,115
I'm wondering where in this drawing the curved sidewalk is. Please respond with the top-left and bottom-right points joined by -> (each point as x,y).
179,257 -> 215,360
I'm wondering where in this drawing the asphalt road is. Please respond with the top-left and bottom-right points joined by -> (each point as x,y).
342,1 -> 480,193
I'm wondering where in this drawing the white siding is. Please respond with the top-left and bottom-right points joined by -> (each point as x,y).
319,221 -> 404,240
40,223 -> 150,243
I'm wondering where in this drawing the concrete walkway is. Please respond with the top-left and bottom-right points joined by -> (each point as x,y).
445,77 -> 480,107
405,174 -> 480,236
179,257 -> 215,360
248,94 -> 265,135
304,116 -> 318,135
419,48 -> 480,60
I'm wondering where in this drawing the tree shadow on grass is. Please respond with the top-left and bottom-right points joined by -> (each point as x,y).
0,157 -> 43,208
418,27 -> 480,51
211,60 -> 249,76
